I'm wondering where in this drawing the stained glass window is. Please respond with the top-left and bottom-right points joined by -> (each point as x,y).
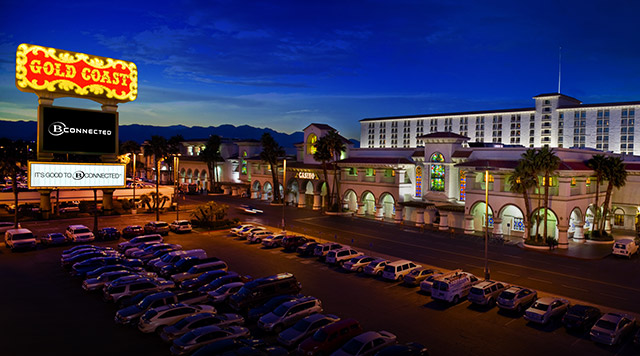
459,171 -> 466,201
430,152 -> 445,191
307,134 -> 317,155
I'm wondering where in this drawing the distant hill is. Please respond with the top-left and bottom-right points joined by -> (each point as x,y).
0,120 -> 304,149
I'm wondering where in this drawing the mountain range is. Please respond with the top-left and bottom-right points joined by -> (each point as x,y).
0,120 -> 308,149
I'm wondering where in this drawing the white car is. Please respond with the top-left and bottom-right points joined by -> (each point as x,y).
258,296 -> 323,332
332,330 -> 397,356
239,204 -> 264,214
590,312 -> 637,345
248,230 -> 274,244
230,224 -> 254,236
325,248 -> 363,265
419,272 -> 445,293
64,225 -> 95,243
363,258 -> 390,277
170,220 -> 192,233
138,303 -> 216,333
160,312 -> 245,343
207,282 -> 245,303
612,238 -> 638,258
524,297 -> 570,324
381,260 -> 421,281
117,234 -> 163,253
239,227 -> 267,239
5,228 -> 37,250
342,256 -> 377,273
262,234 -> 286,248
277,313 -> 340,347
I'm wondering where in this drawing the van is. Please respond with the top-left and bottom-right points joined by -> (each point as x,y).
170,260 -> 229,283
149,249 -> 206,270
228,272 -> 301,311
258,296 -> 322,332
381,260 -> 421,281
297,318 -> 363,355
468,280 -> 509,306
431,271 -> 479,304
5,228 -> 36,251
612,239 -> 638,258
313,243 -> 344,260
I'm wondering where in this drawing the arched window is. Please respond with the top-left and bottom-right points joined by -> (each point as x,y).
307,134 -> 317,155
430,152 -> 445,191
241,151 -> 247,174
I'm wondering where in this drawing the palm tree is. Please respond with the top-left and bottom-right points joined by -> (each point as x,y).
507,163 -> 537,239
599,156 -> 627,235
325,130 -> 346,211
260,133 -> 285,203
201,135 -> 222,193
519,149 -> 542,240
0,139 -> 33,227
537,147 -> 560,240
313,136 -> 333,209
586,154 -> 607,230
166,135 -> 184,184
143,135 -> 170,220
120,140 -> 140,179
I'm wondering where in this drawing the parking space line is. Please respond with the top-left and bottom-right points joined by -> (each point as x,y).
561,284 -> 588,292
599,292 -> 627,301
384,282 -> 402,289
499,271 -> 520,277
504,254 -> 522,259
466,264 -> 483,269
504,318 -> 519,326
527,277 -> 552,284
440,258 -> 459,264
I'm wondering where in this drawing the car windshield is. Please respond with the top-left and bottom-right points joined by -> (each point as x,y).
292,319 -> 311,332
272,304 -> 288,317
408,269 -> 420,276
179,222 -> 189,226
341,339 -> 365,355
531,302 -> 549,311
75,228 -> 91,234
595,319 -> 617,331
49,233 -> 64,238
383,265 -> 395,273
156,223 -> 168,227
500,291 -> 516,300
12,233 -> 33,240
469,287 -> 483,295
312,329 -> 328,342
214,285 -> 230,294
139,296 -> 161,309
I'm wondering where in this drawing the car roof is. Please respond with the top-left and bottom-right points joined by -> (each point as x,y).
388,259 -> 413,266
601,313 -> 627,322
69,224 -> 89,229
7,228 -> 33,234
282,296 -> 316,307
351,331 -> 384,342
615,239 -> 634,244
473,280 -> 499,288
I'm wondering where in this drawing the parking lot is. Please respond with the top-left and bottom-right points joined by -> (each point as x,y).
2,215 -> 640,355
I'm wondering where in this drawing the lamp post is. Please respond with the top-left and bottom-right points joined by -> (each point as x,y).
174,155 -> 180,220
281,158 -> 287,233
132,152 -> 137,214
484,169 -> 490,280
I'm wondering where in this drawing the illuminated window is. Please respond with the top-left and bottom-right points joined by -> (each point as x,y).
586,177 -> 591,186
384,169 -> 395,177
614,213 -> 624,226
365,168 -> 375,176
348,167 -> 357,176
430,152 -> 445,192
307,134 -> 317,155
459,171 -> 466,201
571,177 -> 576,187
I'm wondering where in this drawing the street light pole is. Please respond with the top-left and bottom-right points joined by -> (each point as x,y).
282,159 -> 286,233
484,169 -> 490,280
174,155 -> 180,220
132,153 -> 136,214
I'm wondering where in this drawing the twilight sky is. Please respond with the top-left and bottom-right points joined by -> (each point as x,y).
1,0 -> 639,140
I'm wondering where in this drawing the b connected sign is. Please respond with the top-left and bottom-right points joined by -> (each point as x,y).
15,43 -> 137,102
28,162 -> 126,189
40,106 -> 118,155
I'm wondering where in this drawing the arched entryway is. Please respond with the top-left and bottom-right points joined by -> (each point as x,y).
584,205 -> 597,234
263,182 -> 273,201
568,207 -> 583,238
470,201 -> 494,232
303,181 -> 315,208
531,207 -> 558,239
186,168 -> 193,183
361,191 -> 376,216
287,180 -> 299,206
343,190 -> 358,212
379,193 -> 396,219
498,204 -> 524,237
252,181 -> 262,199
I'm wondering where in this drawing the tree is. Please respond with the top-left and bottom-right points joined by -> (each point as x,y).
586,154 -> 607,230
190,201 -> 229,227
325,130 -> 346,211
260,133 -> 285,203
507,162 -> 537,239
599,156 -> 627,235
313,136 -> 333,209
201,135 -> 222,193
0,139 -> 33,227
537,147 -> 560,240
519,149 -> 542,240
143,135 -> 170,220
166,135 -> 184,184
120,140 -> 141,179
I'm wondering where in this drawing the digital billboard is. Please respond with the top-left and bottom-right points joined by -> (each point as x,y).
15,43 -> 137,102
39,106 -> 118,155
28,162 -> 126,189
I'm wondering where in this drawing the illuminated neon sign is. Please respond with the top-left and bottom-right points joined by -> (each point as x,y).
15,44 -> 137,102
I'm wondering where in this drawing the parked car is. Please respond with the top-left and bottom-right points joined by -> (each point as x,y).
230,224 -> 254,236
130,243 -> 182,260
612,238 -> 638,258
71,256 -> 144,277
198,272 -> 249,293
150,249 -> 207,271
115,290 -> 209,325
282,236 -> 314,251
162,256 -> 222,278
144,221 -> 170,236
160,312 -> 245,343
0,221 -> 19,234
325,248 -> 363,266
277,313 -> 339,347
467,280 -> 509,306
298,318 -> 363,356
297,241 -> 321,256
103,277 -> 175,305
64,225 -> 95,243
590,313 -> 636,345
431,271 -> 479,304
262,234 -> 286,248
496,286 -> 538,313
5,228 -> 37,251
140,246 -> 183,263
170,325 -> 250,356
180,270 -> 230,290
83,270 -> 155,292
248,230 -> 274,244
138,303 -> 216,333
118,234 -> 163,253
403,268 -> 441,286
85,264 -> 146,279
419,272 -> 445,294
61,250 -> 114,269
171,260 -> 228,283
374,342 -> 429,356
258,296 -> 323,333
239,227 -> 267,240
382,260 -> 421,282
170,220 -> 193,233
524,297 -> 570,324
96,227 -> 121,241
247,294 -> 304,322
562,304 -> 601,331
39,232 -> 67,246
207,282 -> 245,303
363,258 -> 391,277
228,273 -> 301,311
313,243 -> 344,261
122,225 -> 145,239
342,255 -> 377,273
58,201 -> 80,213
62,244 -> 99,256
333,331 -> 397,356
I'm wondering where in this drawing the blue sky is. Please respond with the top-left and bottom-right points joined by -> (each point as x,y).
1,0 -> 639,140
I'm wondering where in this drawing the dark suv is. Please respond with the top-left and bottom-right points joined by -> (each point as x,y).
282,236 -> 315,252
228,273 -> 301,311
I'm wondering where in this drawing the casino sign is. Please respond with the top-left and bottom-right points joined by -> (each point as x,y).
15,43 -> 137,102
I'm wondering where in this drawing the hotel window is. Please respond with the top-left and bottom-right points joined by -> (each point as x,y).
459,117 -> 468,137
596,110 -> 610,151
475,116 -> 484,140
429,152 -> 445,192
444,118 -> 453,132
573,110 -> 587,148
430,119 -> 438,133
620,109 -> 635,154
614,212 -> 624,226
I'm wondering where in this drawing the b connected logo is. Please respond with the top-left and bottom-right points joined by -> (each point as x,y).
33,170 -> 121,180
47,121 -> 112,137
